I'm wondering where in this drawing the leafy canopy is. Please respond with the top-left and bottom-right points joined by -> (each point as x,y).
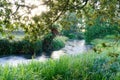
0,0 -> 120,40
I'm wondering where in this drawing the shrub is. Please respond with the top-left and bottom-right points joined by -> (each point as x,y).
12,40 -> 31,54
90,58 -> 120,80
52,36 -> 68,50
0,39 -> 42,56
62,30 -> 84,39
0,36 -> 67,56
0,39 -> 12,55
85,20 -> 120,43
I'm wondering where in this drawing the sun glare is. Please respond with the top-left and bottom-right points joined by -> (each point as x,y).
26,0 -> 48,16
10,0 -> 48,16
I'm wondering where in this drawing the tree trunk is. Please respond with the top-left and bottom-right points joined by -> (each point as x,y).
42,27 -> 59,55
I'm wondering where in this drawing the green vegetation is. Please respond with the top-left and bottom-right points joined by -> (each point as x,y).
0,52 -> 120,80
0,39 -> 42,56
85,21 -> 120,43
0,0 -> 120,80
0,36 -> 68,56
59,12 -> 84,39
1,0 -> 119,53
52,36 -> 68,50
0,35 -> 120,80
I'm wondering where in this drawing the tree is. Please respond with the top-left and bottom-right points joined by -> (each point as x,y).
27,0 -> 89,54
0,0 -> 36,39
81,0 -> 120,43
0,0 -> 89,54
0,0 -> 119,54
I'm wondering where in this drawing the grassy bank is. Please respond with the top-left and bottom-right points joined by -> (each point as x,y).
0,51 -> 120,80
0,53 -> 97,80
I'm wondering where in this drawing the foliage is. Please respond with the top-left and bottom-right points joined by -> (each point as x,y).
52,36 -> 68,50
79,0 -> 120,43
82,0 -> 120,25
90,57 -> 120,80
0,39 -> 12,55
59,12 -> 84,39
92,35 -> 120,54
0,39 -> 42,56
0,35 -> 120,80
41,35 -> 68,54
0,0 -> 120,39
62,30 -> 84,39
0,0 -> 34,37
0,36 -> 68,56
0,0 -> 120,52
85,19 -> 120,43
0,0 -> 88,39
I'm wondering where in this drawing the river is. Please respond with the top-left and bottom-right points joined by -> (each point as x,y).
0,40 -> 92,66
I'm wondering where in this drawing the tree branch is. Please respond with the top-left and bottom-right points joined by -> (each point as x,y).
41,0 -> 51,5
52,0 -> 69,23
12,5 -> 20,15
68,0 -> 89,10
52,0 -> 89,24
12,4 -> 34,15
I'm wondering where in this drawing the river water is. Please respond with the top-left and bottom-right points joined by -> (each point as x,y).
0,40 -> 92,66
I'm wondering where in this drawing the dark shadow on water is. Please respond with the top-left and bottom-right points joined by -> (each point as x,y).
0,53 -> 42,59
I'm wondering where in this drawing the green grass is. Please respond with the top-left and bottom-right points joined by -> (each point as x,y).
0,53 -> 94,80
0,51 -> 120,80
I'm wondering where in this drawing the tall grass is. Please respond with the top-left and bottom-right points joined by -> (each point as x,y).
0,51 -> 120,80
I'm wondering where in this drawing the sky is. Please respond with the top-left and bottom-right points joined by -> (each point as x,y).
26,0 -> 48,16
10,0 -> 48,16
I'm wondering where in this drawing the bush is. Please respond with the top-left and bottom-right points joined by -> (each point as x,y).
90,58 -> 120,80
0,39 -> 12,55
52,36 -> 68,50
62,30 -> 84,39
85,21 -> 120,43
0,39 -> 42,56
0,36 -> 67,56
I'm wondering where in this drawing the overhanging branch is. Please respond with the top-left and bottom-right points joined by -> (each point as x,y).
52,0 -> 69,23
68,0 -> 89,10
12,4 -> 35,15
52,0 -> 89,24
